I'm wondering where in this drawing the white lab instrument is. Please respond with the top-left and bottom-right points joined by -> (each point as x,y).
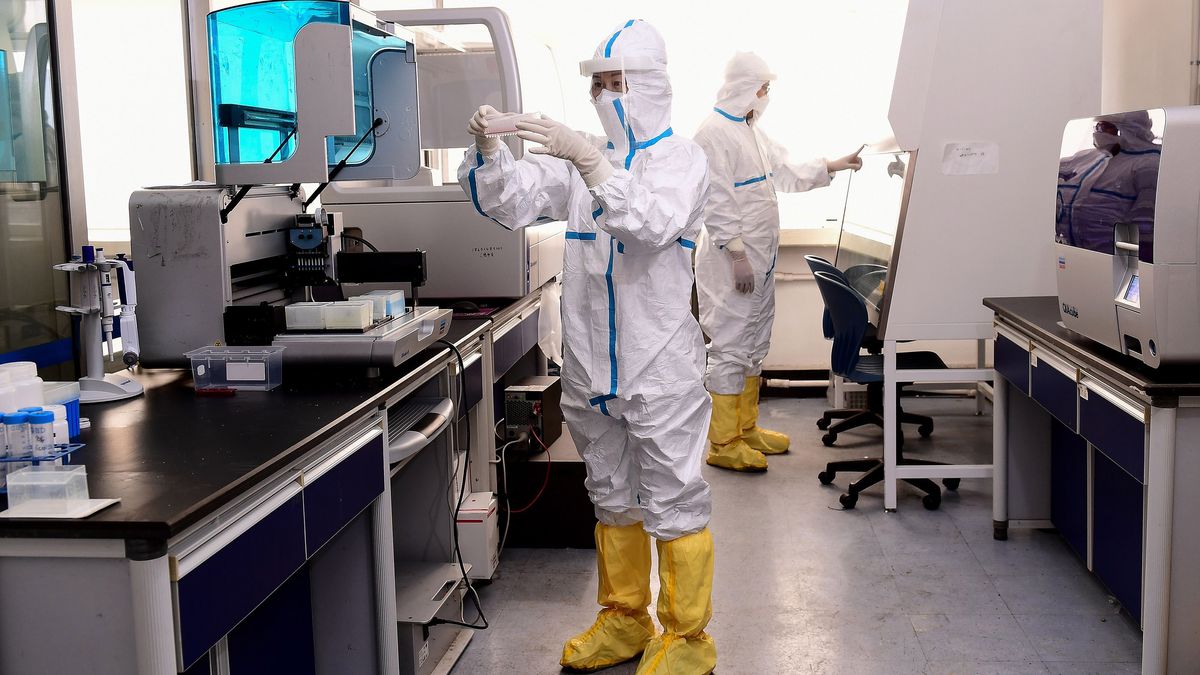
53,247 -> 143,403
322,8 -> 565,301
1054,107 -> 1200,367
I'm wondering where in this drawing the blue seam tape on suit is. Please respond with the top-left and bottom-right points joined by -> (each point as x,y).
713,107 -> 745,123
734,175 -> 767,188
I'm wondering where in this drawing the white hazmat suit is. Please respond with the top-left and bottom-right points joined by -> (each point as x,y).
695,52 -> 833,472
458,20 -> 716,674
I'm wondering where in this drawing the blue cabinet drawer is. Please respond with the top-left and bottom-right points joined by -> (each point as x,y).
1079,382 -> 1146,483
303,433 -> 385,554
493,309 -> 540,381
994,330 -> 1029,394
176,490 -> 307,669
1030,350 -> 1078,431
1050,418 -> 1088,561
1092,450 -> 1144,624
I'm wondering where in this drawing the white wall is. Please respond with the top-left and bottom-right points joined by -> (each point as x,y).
1102,0 -> 1197,111
72,0 -> 193,249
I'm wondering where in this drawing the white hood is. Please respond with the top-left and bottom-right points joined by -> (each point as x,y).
582,20 -> 674,167
713,51 -> 776,122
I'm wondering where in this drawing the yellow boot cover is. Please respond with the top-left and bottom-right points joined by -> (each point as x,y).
739,376 -> 790,454
705,392 -> 767,472
636,529 -> 717,675
561,523 -> 657,672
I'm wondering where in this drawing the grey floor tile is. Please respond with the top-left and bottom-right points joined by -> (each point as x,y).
992,574 -> 1119,616
894,573 -> 1007,614
964,531 -> 1087,578
796,609 -> 928,664
888,541 -> 989,577
805,658 -> 931,674
1043,663 -> 1142,675
926,661 -> 1049,675
1015,614 -> 1142,663
910,613 -> 1040,663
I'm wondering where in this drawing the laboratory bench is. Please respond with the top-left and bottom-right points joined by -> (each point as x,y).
0,292 -> 547,675
986,296 -> 1200,674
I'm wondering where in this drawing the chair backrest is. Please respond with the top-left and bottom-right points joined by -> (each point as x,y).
804,255 -> 846,340
804,255 -> 845,281
812,271 -> 869,377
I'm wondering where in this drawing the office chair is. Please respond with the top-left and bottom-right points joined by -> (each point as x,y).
810,271 -> 958,510
803,255 -> 905,435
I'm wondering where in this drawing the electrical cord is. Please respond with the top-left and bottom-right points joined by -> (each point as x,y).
341,233 -> 380,253
430,338 -> 488,631
510,425 -> 553,515
496,434 -> 527,558
494,417 -> 505,441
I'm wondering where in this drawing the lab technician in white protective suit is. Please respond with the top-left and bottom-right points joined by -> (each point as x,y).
696,52 -> 863,473
458,20 -> 717,675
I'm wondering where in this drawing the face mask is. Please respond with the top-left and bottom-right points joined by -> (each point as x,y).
750,93 -> 770,118
593,88 -> 631,154
1093,132 -> 1120,152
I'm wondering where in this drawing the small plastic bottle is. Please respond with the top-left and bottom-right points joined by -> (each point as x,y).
3,412 -> 31,474
28,411 -> 55,459
43,404 -> 69,446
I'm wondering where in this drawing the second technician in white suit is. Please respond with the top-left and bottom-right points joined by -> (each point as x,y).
696,52 -> 863,472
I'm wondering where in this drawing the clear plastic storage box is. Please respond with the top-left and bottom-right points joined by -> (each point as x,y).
184,346 -> 285,391
323,301 -> 372,330
284,302 -> 329,330
6,465 -> 89,515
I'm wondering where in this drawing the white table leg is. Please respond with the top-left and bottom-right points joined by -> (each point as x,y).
1143,404 -> 1176,674
884,340 -> 898,512
976,339 -> 987,415
991,374 -> 1008,540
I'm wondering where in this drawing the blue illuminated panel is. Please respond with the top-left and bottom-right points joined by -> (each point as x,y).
208,1 -> 409,168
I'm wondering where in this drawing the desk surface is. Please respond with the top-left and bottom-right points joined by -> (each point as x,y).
984,296 -> 1200,399
0,317 -> 495,543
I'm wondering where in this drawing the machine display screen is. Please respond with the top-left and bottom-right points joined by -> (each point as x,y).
1124,274 -> 1140,304
1054,110 -> 1164,264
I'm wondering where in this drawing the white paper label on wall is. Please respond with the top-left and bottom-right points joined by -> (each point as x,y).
227,362 -> 266,382
941,142 -> 1000,175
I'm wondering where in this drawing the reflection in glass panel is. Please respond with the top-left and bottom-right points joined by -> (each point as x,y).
834,151 -> 910,310
0,0 -> 73,378
1055,110 -> 1163,263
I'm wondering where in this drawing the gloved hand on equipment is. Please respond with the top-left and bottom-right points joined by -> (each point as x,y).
516,116 -> 614,188
726,237 -> 755,294
827,144 -> 866,173
468,104 -> 501,155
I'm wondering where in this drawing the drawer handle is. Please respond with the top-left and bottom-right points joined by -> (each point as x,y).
388,397 -> 455,464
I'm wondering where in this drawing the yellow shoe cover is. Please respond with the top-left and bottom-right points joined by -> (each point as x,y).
740,376 -> 789,454
561,523 -> 656,671
705,391 -> 767,472
636,529 -> 717,675
561,609 -> 657,672
705,441 -> 767,472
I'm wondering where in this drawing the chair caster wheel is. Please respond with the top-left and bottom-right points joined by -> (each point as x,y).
817,418 -> 830,430
943,478 -> 960,492
839,492 -> 858,509
818,471 -> 835,485
922,492 -> 942,510
822,433 -> 837,447
918,423 -> 933,438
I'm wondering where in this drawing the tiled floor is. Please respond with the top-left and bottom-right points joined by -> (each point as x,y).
450,397 -> 1142,674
